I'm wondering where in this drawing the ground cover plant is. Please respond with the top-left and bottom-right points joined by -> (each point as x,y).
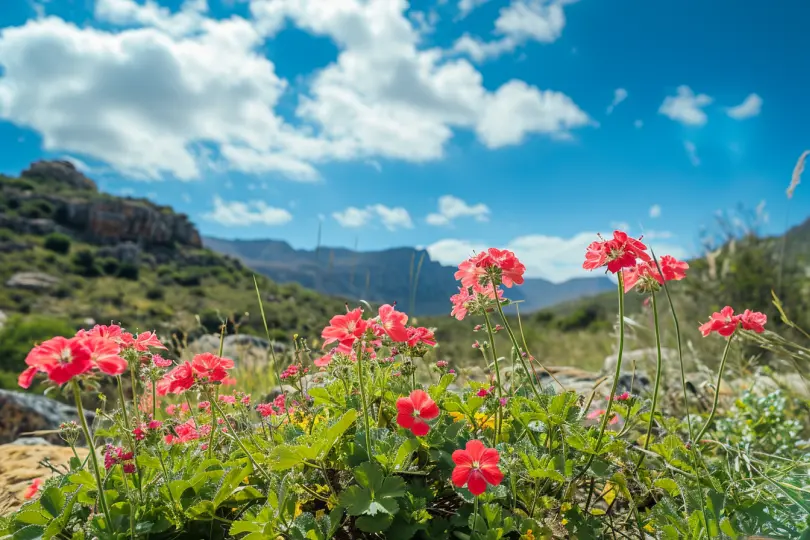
1,230 -> 809,539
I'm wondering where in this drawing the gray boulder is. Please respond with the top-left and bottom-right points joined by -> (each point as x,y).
0,389 -> 95,445
6,272 -> 59,290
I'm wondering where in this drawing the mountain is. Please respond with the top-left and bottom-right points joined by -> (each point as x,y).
203,237 -> 615,316
0,161 -> 347,348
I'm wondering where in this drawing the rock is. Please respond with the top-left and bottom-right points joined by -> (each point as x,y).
11,437 -> 52,446
0,443 -> 89,514
0,389 -> 95,445
6,271 -> 60,290
0,239 -> 33,254
602,348 -> 678,376
97,241 -> 141,264
189,334 -> 287,362
21,160 -> 98,191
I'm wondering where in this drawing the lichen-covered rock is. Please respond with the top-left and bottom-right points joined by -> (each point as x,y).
0,389 -> 94,445
21,160 -> 98,191
5,271 -> 60,290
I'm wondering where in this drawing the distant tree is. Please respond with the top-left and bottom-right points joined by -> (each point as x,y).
43,233 -> 71,254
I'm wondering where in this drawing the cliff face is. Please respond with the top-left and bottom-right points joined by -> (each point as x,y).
1,160 -> 201,248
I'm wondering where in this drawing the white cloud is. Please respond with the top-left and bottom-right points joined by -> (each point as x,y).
458,0 -> 491,17
426,195 -> 491,226
634,119 -> 643,129
452,0 -> 575,62
726,93 -> 762,120
684,141 -> 700,166
333,204 -> 412,230
658,85 -> 713,126
427,232 -> 689,283
649,204 -> 661,218
606,88 -> 627,115
204,195 -> 293,226
0,0 -> 592,181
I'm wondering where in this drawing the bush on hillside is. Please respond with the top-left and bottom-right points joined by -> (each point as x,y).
0,315 -> 76,373
117,262 -> 140,281
71,248 -> 102,277
43,232 -> 72,254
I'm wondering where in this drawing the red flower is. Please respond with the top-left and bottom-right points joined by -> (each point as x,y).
739,309 -> 767,333
164,419 -> 201,444
80,336 -> 128,376
322,308 -> 367,350
587,409 -> 620,425
621,262 -> 663,293
377,304 -> 409,342
485,248 -> 526,288
406,327 -> 437,347
451,440 -> 503,496
20,336 -> 93,387
583,231 -> 650,274
699,306 -> 741,337
256,403 -> 276,417
314,351 -> 335,367
191,353 -> 234,382
396,389 -> 440,436
133,331 -> 166,352
450,287 -> 474,321
158,361 -> 195,395
613,392 -> 630,401
454,248 -> 526,290
659,255 -> 689,282
152,354 -> 173,368
23,478 -> 43,499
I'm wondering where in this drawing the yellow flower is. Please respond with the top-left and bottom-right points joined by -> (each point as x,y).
449,412 -> 466,423
643,523 -> 655,533
520,529 -> 536,540
294,502 -> 303,518
474,413 -> 496,430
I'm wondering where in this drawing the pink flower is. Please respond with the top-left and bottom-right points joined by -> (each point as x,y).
583,231 -> 650,274
451,440 -> 503,496
165,420 -> 201,444
322,307 -> 367,350
191,353 -> 234,383
613,392 -> 630,401
219,395 -> 236,405
455,248 -> 526,290
587,409 -> 619,425
314,351 -> 334,367
133,427 -> 146,441
396,390 -> 440,436
406,327 -> 437,347
148,420 -> 163,430
699,306 -> 741,337
133,331 -> 166,352
152,355 -> 173,368
378,304 -> 409,342
20,336 -> 93,387
23,478 -> 43,499
659,255 -> 689,282
158,361 -> 195,395
450,287 -> 474,321
740,309 -> 767,333
80,336 -> 127,376
256,403 -> 276,417
477,387 -> 492,397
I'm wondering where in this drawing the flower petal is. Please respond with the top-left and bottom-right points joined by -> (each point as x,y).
451,464 -> 471,487
466,470 -> 488,496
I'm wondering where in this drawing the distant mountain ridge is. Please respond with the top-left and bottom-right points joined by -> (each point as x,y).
203,237 -> 615,316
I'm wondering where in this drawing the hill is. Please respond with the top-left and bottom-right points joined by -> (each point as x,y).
0,161 -> 347,351
202,237 -> 615,316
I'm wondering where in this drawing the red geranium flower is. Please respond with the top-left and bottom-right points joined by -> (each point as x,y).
450,287 -> 474,321
191,352 -> 235,382
699,306 -> 741,337
80,335 -> 128,376
455,248 -> 526,290
158,361 -> 195,395
587,408 -> 620,425
406,327 -> 437,347
23,478 -> 43,499
583,231 -> 650,274
19,336 -> 93,387
451,440 -> 503,496
396,389 -> 440,436
322,307 -> 367,350
378,304 -> 409,342
739,309 -> 767,333
133,331 -> 166,352
659,255 -> 689,282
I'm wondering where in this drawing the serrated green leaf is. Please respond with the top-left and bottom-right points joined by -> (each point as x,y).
317,409 -> 358,460
38,488 -> 64,518
654,478 -> 681,497
356,513 -> 394,533
13,510 -> 49,527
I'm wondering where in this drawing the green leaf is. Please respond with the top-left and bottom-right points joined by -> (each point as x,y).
9,524 -> 45,540
13,510 -> 49,526
214,463 -> 252,508
340,485 -> 373,516
719,517 -> 737,539
356,513 -> 394,533
654,478 -> 681,497
317,409 -> 358,460
185,500 -> 216,520
38,487 -> 64,518
267,445 -> 317,471
392,438 -> 419,470
68,470 -> 95,486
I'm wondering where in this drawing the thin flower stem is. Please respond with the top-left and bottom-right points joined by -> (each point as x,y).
129,361 -> 139,424
116,376 -> 130,429
208,386 -> 219,458
482,309 -> 503,444
355,340 -> 373,458
210,398 -> 272,483
695,333 -> 735,442
471,496 -> 479,539
151,379 -> 157,421
636,292 -> 663,468
71,380 -> 113,531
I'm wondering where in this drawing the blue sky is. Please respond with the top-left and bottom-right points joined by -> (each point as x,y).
0,0 -> 808,282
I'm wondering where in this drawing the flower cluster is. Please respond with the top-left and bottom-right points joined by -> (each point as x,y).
104,445 -> 135,474
256,394 -> 287,418
280,363 -> 308,381
18,324 -> 166,389
699,306 -> 767,337
157,352 -> 234,395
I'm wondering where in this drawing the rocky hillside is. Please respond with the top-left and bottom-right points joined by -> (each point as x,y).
0,161 -> 347,376
203,237 -> 615,316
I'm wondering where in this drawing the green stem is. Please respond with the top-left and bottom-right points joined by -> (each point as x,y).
493,297 -> 552,396
72,380 -> 112,530
637,292 -> 663,467
482,309 -> 503,444
116,376 -> 130,429
129,361 -> 139,423
156,449 -> 181,519
356,340 -> 373,457
151,379 -> 157,421
695,333 -> 735,442
211,398 -> 272,482
208,386 -> 219,458
471,496 -> 479,539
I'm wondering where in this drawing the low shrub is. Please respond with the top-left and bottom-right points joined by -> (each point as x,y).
43,232 -> 71,254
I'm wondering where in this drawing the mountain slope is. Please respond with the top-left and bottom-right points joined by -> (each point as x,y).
0,161 -> 347,345
203,237 -> 615,316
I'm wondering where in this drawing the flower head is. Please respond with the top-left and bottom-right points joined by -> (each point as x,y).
80,335 -> 127,376
322,307 -> 367,350
396,389 -> 440,436
157,361 -> 195,395
133,331 -> 166,352
20,336 -> 93,387
587,409 -> 619,425
451,440 -> 503,496
377,304 -> 409,342
699,306 -> 741,337
740,309 -> 767,333
583,231 -> 650,274
191,353 -> 234,383
406,326 -> 437,347
23,478 -> 43,499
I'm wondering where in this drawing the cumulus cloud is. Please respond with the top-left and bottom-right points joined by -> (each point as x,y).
658,85 -> 713,126
427,232 -> 689,282
452,0 -> 576,62
0,0 -> 591,181
649,204 -> 661,218
606,88 -> 627,115
726,93 -> 762,120
333,204 -> 413,231
458,0 -> 491,18
426,195 -> 491,226
204,195 -> 293,226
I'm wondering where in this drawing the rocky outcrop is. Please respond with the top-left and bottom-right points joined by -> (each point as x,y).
6,272 -> 60,290
0,443 -> 88,514
21,160 -> 97,191
0,390 -> 95,445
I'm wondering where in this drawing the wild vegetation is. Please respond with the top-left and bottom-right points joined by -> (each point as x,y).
1,230 -> 808,539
